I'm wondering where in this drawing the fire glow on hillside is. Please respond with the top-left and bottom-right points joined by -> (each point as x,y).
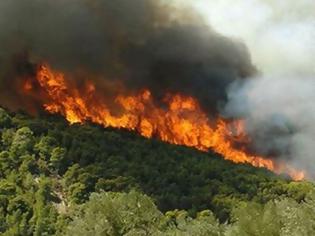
21,64 -> 305,181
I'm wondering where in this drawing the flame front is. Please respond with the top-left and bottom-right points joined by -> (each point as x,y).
26,65 -> 305,180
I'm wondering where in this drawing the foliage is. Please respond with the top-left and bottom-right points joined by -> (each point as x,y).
227,196 -> 315,236
0,107 -> 314,235
66,191 -> 163,236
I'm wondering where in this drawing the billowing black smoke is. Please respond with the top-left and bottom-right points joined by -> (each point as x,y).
0,0 -> 255,114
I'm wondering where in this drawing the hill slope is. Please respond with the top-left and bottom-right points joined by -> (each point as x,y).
0,107 -> 314,235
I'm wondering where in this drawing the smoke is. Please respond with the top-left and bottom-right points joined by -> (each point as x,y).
189,0 -> 315,73
189,0 -> 315,173
0,0 -> 255,114
3,0 -> 313,174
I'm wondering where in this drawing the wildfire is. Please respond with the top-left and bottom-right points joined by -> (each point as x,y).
25,64 -> 305,181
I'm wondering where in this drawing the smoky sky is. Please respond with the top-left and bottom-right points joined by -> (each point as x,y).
0,0 -> 255,114
213,0 -> 315,175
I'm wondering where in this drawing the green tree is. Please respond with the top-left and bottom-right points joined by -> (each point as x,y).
49,147 -> 66,173
0,108 -> 11,128
1,129 -> 15,149
227,198 -> 315,236
66,191 -> 163,236
10,127 -> 34,157
34,136 -> 58,160
31,177 -> 58,236
162,209 -> 224,236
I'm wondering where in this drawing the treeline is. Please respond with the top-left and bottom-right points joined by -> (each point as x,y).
66,190 -> 315,236
0,107 -> 314,235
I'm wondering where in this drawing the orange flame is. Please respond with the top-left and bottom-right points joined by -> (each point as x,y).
25,65 -> 305,181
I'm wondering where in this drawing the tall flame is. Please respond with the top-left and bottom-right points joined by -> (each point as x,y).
24,65 -> 305,180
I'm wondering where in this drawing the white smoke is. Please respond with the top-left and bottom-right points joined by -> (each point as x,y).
181,0 -> 315,174
186,0 -> 315,73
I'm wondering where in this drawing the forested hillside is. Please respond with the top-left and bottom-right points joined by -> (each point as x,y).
0,107 -> 315,235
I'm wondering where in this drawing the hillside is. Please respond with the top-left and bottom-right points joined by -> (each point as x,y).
0,107 -> 314,235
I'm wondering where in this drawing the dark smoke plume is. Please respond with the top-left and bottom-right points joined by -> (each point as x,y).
0,0 -> 255,114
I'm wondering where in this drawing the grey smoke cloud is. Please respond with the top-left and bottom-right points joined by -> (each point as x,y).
0,0 -> 254,114
189,0 -> 315,174
224,75 -> 315,170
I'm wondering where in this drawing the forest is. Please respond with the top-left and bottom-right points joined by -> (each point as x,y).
0,107 -> 315,235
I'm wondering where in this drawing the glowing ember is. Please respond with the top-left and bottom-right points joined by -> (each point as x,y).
24,65 -> 305,181
23,80 -> 33,91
